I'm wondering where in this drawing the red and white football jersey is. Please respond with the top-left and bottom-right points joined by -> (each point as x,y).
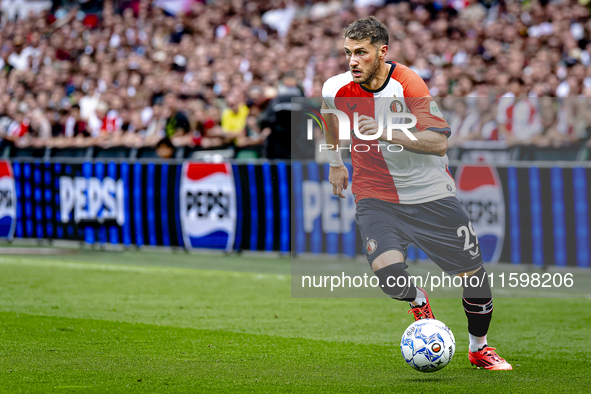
322,61 -> 455,204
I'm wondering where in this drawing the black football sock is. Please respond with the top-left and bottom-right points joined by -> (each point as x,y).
373,263 -> 417,302
462,267 -> 493,344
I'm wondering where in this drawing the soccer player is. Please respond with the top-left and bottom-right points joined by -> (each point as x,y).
322,16 -> 512,371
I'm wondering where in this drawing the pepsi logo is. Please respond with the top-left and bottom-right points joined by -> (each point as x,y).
59,177 -> 125,225
180,163 -> 236,251
455,165 -> 505,263
302,179 -> 355,235
0,161 -> 16,240
185,191 -> 230,219
0,189 -> 12,208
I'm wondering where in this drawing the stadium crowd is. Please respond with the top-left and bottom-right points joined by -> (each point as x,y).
0,0 -> 591,159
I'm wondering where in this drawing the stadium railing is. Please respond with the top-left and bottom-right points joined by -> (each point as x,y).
5,144 -> 589,163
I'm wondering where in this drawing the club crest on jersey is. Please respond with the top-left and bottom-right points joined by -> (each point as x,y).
390,100 -> 404,113
366,239 -> 378,255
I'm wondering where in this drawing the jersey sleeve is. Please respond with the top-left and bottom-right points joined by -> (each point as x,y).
322,80 -> 337,109
399,69 -> 452,137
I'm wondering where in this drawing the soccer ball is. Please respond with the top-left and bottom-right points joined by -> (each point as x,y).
400,319 -> 455,372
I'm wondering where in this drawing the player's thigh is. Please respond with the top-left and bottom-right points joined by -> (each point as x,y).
372,250 -> 406,271
356,199 -> 411,271
411,197 -> 483,276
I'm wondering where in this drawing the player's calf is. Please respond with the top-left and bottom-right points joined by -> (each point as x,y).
372,257 -> 434,320
374,262 -> 417,301
461,267 -> 512,370
461,267 -> 493,352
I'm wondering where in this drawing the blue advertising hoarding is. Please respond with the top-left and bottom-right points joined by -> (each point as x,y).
5,158 -> 591,268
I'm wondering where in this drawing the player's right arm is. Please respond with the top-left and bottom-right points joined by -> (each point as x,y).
321,100 -> 349,199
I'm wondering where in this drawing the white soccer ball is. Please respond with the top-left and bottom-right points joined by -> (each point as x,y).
400,319 -> 456,372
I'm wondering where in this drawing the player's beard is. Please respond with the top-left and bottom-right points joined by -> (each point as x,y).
355,56 -> 380,86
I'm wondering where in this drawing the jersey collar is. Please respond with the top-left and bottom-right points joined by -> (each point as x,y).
360,61 -> 396,94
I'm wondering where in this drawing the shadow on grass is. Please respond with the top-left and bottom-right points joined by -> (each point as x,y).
400,375 -> 456,383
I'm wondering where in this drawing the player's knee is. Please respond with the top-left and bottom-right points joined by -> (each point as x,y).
462,267 -> 493,314
371,250 -> 405,272
455,267 -> 482,278
374,262 -> 414,300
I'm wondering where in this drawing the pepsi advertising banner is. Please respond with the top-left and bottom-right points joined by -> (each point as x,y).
9,159 -> 291,254
59,175 -> 126,226
5,158 -> 591,268
455,165 -> 505,263
293,161 -> 591,268
0,160 -> 16,240
292,161 -> 358,257
180,162 -> 236,251
11,160 -> 185,247
231,162 -> 291,254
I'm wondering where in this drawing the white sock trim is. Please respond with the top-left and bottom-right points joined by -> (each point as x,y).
408,291 -> 426,308
469,333 -> 487,352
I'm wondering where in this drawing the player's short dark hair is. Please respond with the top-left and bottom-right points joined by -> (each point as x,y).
344,16 -> 389,48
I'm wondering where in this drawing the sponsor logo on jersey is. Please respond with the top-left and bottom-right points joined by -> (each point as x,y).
429,101 -> 443,118
180,163 -> 236,251
59,176 -> 125,225
0,161 -> 16,240
346,102 -> 357,111
455,165 -> 505,263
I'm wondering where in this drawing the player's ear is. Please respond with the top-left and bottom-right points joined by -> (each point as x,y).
379,44 -> 388,60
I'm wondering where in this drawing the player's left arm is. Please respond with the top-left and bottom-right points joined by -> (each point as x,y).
381,127 -> 447,156
357,115 -> 448,156
359,67 -> 451,156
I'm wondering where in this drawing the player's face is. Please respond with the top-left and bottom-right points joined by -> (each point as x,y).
344,38 -> 380,85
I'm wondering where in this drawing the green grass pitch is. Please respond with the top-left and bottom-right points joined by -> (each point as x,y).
0,250 -> 589,393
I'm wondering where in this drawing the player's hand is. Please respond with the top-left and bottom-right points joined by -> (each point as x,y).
329,165 -> 349,198
358,115 -> 381,139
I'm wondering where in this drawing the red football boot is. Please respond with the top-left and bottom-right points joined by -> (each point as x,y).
407,287 -> 435,321
469,347 -> 513,370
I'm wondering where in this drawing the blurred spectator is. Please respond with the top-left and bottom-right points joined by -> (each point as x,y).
155,137 -> 175,159
447,99 -> 482,147
497,96 -> 543,145
220,91 -> 249,144
259,73 -> 311,160
8,37 -> 31,71
476,98 -> 498,141
163,93 -> 190,137
234,115 -> 271,159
